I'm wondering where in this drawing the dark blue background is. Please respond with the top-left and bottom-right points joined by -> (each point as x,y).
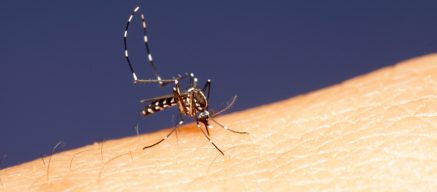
1,1 -> 436,168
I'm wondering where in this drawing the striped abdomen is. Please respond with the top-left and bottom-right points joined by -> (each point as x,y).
142,96 -> 177,116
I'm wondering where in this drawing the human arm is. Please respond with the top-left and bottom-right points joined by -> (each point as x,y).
1,54 -> 437,191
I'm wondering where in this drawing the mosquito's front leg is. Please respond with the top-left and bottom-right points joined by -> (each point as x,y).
196,122 -> 224,155
197,119 -> 211,136
173,80 -> 188,115
202,79 -> 211,105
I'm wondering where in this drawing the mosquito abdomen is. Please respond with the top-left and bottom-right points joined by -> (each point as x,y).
141,97 -> 177,116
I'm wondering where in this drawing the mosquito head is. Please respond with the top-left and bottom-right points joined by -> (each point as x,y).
196,110 -> 210,124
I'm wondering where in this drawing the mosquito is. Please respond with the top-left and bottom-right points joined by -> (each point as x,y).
123,6 -> 248,155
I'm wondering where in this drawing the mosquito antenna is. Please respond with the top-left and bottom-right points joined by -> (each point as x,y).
212,95 -> 238,117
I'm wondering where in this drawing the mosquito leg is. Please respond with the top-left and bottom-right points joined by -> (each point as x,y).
134,79 -> 176,84
123,6 -> 173,85
143,126 -> 178,150
197,123 -> 224,155
211,95 -> 237,117
197,120 -> 211,136
187,72 -> 197,88
174,113 -> 185,142
134,72 -> 193,86
139,13 -> 162,84
210,118 -> 249,135
123,6 -> 139,81
189,73 -> 193,87
190,88 -> 195,116
123,6 -> 163,84
143,110 -> 186,150
176,113 -> 185,126
202,79 -> 211,105
159,72 -> 192,87
173,80 -> 189,115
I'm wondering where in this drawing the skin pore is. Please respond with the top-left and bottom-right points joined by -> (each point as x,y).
1,54 -> 436,191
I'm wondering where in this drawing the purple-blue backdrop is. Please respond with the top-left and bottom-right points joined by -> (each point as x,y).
1,1 -> 437,168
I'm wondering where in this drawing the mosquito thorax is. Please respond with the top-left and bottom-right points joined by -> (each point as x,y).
190,89 -> 208,110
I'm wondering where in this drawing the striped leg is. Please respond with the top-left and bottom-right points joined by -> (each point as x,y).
143,113 -> 185,150
202,79 -> 211,108
197,119 -> 211,136
210,118 -> 249,135
189,73 -> 198,88
197,122 -> 224,155
123,6 -> 142,82
143,114 -> 184,150
123,6 -> 166,85
211,95 -> 237,117
173,113 -> 185,142
139,13 -> 161,84
173,80 -> 189,115
143,126 -> 177,150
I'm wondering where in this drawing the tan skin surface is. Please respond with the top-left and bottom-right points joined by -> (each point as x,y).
1,54 -> 437,191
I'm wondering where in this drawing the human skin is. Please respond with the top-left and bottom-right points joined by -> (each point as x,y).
1,54 -> 437,191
